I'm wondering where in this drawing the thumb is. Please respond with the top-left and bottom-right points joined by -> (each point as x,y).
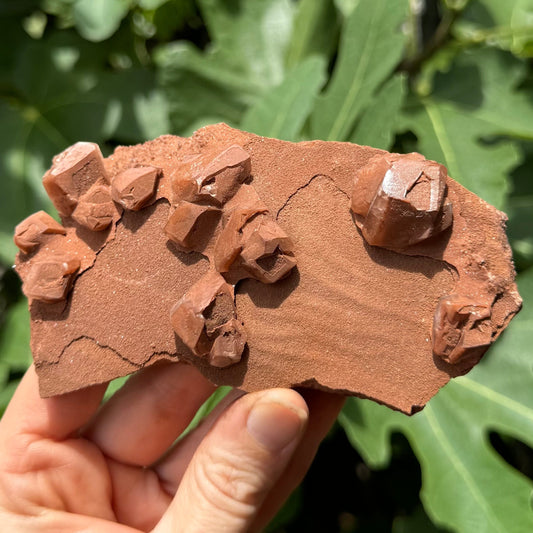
153,389 -> 308,533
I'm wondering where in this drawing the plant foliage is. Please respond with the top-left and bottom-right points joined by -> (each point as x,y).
1,0 -> 533,530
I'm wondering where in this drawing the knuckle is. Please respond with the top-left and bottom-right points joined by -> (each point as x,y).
193,446 -> 267,520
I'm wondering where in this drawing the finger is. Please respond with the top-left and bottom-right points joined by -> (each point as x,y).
2,508 -> 140,533
153,389 -> 308,533
106,391 -> 244,531
85,361 -> 215,466
251,389 -> 345,531
154,388 -> 246,491
0,365 -> 106,445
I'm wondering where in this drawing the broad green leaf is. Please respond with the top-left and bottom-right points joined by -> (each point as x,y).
0,299 -> 32,373
138,0 -> 168,9
151,0 -> 197,41
156,0 -> 297,134
104,375 -> 129,401
400,97 -> 517,208
73,0 -> 131,42
97,68 -> 170,143
456,0 -> 533,56
241,56 -> 326,141
351,74 -> 407,150
432,48 -> 533,140
340,268 -> 533,533
310,0 -> 409,141
197,0 -> 294,87
333,0 -> 360,18
401,48 -> 533,209
507,142 -> 533,271
392,505 -> 450,533
285,0 -> 339,68
155,41 -> 259,134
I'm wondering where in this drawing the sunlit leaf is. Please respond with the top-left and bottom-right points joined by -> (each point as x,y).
155,41 -> 258,134
241,56 -> 326,141
285,0 -> 339,68
0,299 -> 32,372
311,0 -> 408,141
73,0 -> 131,42
456,0 -> 533,56
197,0 -> 294,87
351,74 -> 407,149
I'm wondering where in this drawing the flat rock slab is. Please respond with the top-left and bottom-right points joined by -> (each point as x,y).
14,124 -> 521,414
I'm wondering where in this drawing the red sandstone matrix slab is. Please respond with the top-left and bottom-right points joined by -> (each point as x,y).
14,124 -> 521,414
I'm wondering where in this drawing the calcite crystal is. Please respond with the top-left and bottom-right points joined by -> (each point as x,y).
14,124 -> 521,414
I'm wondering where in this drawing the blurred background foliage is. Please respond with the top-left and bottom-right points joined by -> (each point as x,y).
1,0 -> 533,531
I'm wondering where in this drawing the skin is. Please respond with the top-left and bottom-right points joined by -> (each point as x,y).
0,362 -> 344,532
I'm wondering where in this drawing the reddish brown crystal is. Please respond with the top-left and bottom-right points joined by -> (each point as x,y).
14,211 -> 66,254
173,145 -> 251,206
239,216 -> 296,283
42,142 -> 109,216
432,294 -> 493,364
71,184 -> 117,231
22,257 -> 80,303
351,153 -> 452,249
164,202 -> 220,252
111,166 -> 159,211
170,271 -> 246,367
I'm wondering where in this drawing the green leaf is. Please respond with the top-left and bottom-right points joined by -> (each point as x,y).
351,74 -> 407,150
340,268 -> 533,533
151,0 -> 197,41
0,299 -> 32,373
333,0 -> 360,18
104,375 -> 129,401
155,41 -> 258,134
507,142 -> 533,271
400,48 -> 533,209
432,48 -> 533,140
400,97 -> 517,208
241,56 -> 326,141
73,0 -> 131,42
197,0 -> 294,88
97,68 -> 170,143
310,0 -> 409,141
392,505 -> 450,533
285,0 -> 339,68
156,0 -> 296,134
138,0 -> 168,9
456,0 -> 533,56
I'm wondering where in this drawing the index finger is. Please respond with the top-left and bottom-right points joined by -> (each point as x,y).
0,365 -> 107,444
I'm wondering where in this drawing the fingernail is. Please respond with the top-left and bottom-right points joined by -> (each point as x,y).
247,392 -> 307,452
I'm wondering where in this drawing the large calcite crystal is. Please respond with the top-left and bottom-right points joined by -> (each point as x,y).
14,124 -> 521,414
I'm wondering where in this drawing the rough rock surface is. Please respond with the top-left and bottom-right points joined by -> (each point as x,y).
14,124 -> 521,414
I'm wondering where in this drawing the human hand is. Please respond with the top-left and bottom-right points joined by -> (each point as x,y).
0,363 -> 344,532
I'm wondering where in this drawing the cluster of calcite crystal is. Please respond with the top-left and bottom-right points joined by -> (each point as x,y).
15,141 -> 297,369
164,145 -> 296,367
